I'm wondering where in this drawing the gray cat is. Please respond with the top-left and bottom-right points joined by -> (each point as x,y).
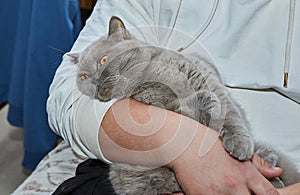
73,16 -> 300,194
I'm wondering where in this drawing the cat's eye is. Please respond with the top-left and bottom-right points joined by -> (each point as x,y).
100,55 -> 107,65
80,74 -> 89,80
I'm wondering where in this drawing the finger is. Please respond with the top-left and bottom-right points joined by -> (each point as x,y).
251,153 -> 282,178
278,182 -> 300,195
277,188 -> 285,195
246,167 -> 280,195
248,179 -> 279,195
231,187 -> 252,195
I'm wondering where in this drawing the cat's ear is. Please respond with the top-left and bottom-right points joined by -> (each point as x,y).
67,52 -> 80,64
108,16 -> 130,39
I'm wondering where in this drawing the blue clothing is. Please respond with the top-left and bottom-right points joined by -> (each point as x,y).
0,0 -> 81,170
0,0 -> 19,102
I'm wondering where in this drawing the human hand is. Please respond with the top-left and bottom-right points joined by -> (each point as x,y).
168,129 -> 281,195
250,153 -> 282,179
278,182 -> 300,195
170,153 -> 282,195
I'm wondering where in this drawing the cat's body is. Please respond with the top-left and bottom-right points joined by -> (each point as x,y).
74,16 -> 300,194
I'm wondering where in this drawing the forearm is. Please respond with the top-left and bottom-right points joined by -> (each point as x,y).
98,98 -> 215,166
98,98 -> 283,194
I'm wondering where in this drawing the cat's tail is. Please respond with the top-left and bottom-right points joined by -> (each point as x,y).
109,163 -> 181,195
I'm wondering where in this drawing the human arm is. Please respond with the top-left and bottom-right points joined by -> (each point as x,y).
170,153 -> 299,195
99,98 -> 281,194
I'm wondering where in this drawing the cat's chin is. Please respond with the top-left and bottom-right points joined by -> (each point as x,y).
97,97 -> 112,102
97,94 -> 120,102
98,94 -> 126,102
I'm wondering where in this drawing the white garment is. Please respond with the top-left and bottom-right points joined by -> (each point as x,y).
47,0 -> 300,162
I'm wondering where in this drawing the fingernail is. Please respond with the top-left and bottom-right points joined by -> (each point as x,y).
273,167 -> 282,171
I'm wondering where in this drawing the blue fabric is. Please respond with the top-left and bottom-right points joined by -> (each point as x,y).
0,0 -> 81,170
0,0 -> 20,102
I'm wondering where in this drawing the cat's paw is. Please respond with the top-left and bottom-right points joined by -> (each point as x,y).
222,133 -> 254,160
256,146 -> 278,167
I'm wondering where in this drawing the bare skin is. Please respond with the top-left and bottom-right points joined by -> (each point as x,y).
99,99 -> 290,194
173,175 -> 300,195
278,182 -> 300,195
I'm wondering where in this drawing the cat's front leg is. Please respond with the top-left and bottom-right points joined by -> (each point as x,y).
195,90 -> 222,129
189,90 -> 255,161
255,143 -> 278,167
218,101 -> 255,162
220,128 -> 254,160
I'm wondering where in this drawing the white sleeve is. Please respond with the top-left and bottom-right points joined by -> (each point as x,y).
47,54 -> 116,163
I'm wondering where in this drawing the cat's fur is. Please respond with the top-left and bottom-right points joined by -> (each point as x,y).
74,16 -> 300,194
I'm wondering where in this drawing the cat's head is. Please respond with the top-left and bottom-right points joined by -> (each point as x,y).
72,16 -> 145,101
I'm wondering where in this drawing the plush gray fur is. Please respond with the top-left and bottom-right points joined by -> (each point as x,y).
74,16 -> 300,194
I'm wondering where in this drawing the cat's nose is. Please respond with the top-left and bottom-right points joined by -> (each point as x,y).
91,79 -> 98,85
96,87 -> 111,102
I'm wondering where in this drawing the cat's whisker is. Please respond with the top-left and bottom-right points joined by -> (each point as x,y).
47,45 -> 67,54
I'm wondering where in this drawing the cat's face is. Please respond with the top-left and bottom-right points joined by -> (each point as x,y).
74,16 -> 145,101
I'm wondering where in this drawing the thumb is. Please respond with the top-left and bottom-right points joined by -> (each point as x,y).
251,153 -> 283,179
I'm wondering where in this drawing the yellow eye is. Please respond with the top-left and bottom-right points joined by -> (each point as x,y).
80,74 -> 89,80
100,55 -> 107,65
